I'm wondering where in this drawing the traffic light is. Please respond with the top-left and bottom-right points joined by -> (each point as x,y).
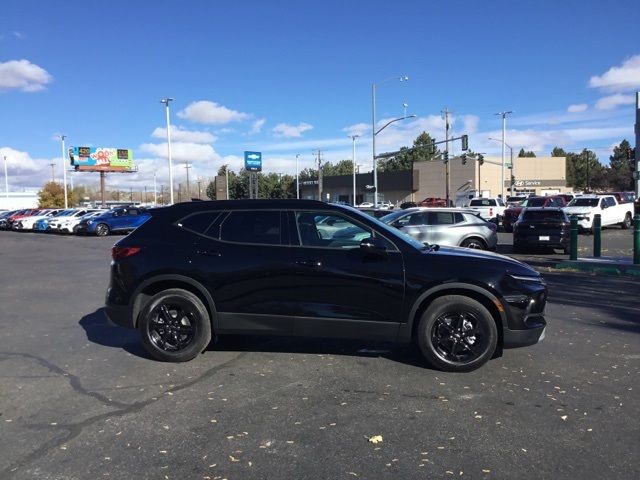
461,135 -> 468,151
461,153 -> 467,165
443,151 -> 449,163
430,139 -> 437,154
478,154 -> 484,166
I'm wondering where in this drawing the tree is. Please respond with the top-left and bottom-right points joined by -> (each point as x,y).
608,139 -> 634,191
322,160 -> 354,176
205,180 -> 216,200
551,146 -> 567,157
566,149 -> 605,192
518,148 -> 536,157
38,182 -> 66,208
378,131 -> 439,172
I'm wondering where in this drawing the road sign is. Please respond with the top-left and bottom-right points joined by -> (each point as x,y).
244,151 -> 262,172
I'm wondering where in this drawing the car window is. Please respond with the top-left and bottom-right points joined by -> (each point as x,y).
428,212 -> 455,225
394,212 -> 427,226
470,199 -> 495,207
568,198 -> 599,207
219,211 -> 281,245
523,210 -> 566,222
178,212 -> 221,235
128,209 -> 139,216
497,198 -> 505,206
296,211 -> 380,250
606,197 -> 617,207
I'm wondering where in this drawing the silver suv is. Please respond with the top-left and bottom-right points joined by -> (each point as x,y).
380,207 -> 498,250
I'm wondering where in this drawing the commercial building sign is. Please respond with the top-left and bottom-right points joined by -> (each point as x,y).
505,179 -> 566,187
244,151 -> 262,172
69,147 -> 134,171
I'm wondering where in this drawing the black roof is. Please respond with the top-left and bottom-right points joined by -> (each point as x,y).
163,199 -> 342,214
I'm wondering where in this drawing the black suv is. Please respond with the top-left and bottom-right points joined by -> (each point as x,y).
106,200 -> 547,372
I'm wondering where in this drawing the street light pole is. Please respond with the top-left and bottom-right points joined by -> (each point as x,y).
495,111 -> 513,200
153,172 -> 157,205
160,98 -> 175,204
59,135 -> 68,208
295,154 -> 300,199
350,135 -> 359,205
372,75 -> 408,207
3,155 -> 8,199
488,137 -> 514,197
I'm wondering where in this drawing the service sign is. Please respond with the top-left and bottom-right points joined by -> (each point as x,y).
244,151 -> 262,172
69,147 -> 133,171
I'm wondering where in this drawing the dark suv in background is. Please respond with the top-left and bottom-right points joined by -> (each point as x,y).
105,200 -> 548,372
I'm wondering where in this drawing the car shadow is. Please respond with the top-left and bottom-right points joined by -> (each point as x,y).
79,308 -> 152,359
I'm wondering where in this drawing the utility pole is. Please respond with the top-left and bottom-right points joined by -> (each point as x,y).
144,186 -> 147,204
153,172 -> 157,205
196,178 -> 202,199
495,111 -> 513,199
184,162 -> 191,200
160,184 -> 165,205
635,92 -> 639,196
295,154 -> 300,199
160,97 -> 175,204
59,135 -> 68,208
49,162 -> 56,182
314,150 -> 323,201
3,156 -> 8,199
130,187 -> 133,202
442,107 -> 451,205
350,135 -> 359,205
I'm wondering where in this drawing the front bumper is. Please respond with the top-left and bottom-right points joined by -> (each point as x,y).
501,278 -> 547,348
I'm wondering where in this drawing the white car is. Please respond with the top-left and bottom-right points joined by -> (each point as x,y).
358,202 -> 374,208
564,195 -> 634,232
13,209 -> 64,230
48,209 -> 96,231
58,210 -> 107,233
465,197 -> 506,224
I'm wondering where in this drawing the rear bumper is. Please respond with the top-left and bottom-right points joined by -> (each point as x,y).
105,287 -> 135,329
514,233 -> 569,249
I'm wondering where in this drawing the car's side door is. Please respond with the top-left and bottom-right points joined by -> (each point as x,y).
287,210 -> 405,340
190,209 -> 297,335
394,211 -> 431,244
426,211 -> 463,246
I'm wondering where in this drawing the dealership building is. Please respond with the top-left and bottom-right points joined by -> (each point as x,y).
300,156 -> 569,205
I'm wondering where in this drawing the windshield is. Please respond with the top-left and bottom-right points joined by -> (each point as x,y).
522,210 -> 566,222
379,210 -> 409,224
568,198 -> 599,207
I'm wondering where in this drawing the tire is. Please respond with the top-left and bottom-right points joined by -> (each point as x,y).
460,237 -> 487,250
95,223 -> 110,236
621,213 -> 632,230
503,224 -> 513,233
417,295 -> 498,372
72,225 -> 80,234
139,288 -> 212,362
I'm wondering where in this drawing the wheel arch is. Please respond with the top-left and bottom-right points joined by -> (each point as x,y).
131,274 -> 217,330
402,283 -> 505,352
458,235 -> 488,249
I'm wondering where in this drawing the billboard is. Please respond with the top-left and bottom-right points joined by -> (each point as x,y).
244,151 -> 262,172
69,147 -> 134,171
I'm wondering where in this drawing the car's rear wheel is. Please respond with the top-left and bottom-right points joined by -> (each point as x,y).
95,223 -> 110,236
72,225 -> 80,234
621,213 -> 632,230
460,237 -> 487,250
139,289 -> 212,362
417,295 -> 498,372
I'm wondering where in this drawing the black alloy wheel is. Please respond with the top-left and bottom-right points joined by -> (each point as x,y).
418,295 -> 497,372
95,223 -> 110,236
139,289 -> 212,362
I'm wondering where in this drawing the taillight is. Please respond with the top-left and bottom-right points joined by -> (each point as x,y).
489,208 -> 493,217
112,246 -> 141,260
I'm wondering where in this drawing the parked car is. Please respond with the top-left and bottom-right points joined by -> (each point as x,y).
399,201 -> 417,209
0,210 -> 21,229
5,208 -> 42,229
48,209 -> 96,231
358,202 -> 374,208
78,206 -> 150,236
563,195 -> 634,232
14,209 -> 64,230
106,200 -> 547,372
604,191 -> 635,204
418,197 -> 449,207
502,196 -> 567,232
505,195 -> 528,207
32,209 -> 77,231
513,208 -> 570,254
380,207 -> 498,250
55,209 -> 106,233
465,197 -> 506,225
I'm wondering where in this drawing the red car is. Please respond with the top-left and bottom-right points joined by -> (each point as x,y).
502,196 -> 566,232
6,209 -> 44,228
417,197 -> 450,207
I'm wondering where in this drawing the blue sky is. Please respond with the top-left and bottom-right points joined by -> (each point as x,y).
1,0 -> 639,190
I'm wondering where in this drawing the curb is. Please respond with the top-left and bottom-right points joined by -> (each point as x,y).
554,260 -> 640,277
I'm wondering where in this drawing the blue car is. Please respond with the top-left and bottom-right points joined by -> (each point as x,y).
78,207 -> 151,236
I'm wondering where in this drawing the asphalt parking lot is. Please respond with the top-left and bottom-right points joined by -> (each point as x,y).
1,230 -> 638,479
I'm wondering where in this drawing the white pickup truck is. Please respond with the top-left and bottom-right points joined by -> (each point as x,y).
563,195 -> 634,231
465,197 -> 506,225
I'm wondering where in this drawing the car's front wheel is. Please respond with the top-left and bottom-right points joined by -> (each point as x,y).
621,213 -> 632,230
417,295 -> 498,372
95,223 -> 110,236
139,289 -> 212,362
460,237 -> 487,250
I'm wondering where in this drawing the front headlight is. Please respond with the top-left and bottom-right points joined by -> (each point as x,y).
87,221 -> 94,225
509,274 -> 546,286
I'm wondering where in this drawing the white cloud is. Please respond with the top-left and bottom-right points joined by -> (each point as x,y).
272,122 -> 313,138
0,146 -> 60,189
567,103 -> 588,113
177,101 -> 250,124
460,115 -> 479,134
139,142 -> 220,163
589,55 -> 640,92
342,123 -> 370,137
249,118 -> 266,134
151,125 -> 216,144
13,32 -> 25,40
595,93 -> 635,110
0,59 -> 52,92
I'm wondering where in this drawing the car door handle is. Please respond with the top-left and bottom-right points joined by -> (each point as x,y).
196,249 -> 222,257
296,260 -> 322,268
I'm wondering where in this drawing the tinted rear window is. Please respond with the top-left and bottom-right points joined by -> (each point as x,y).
522,210 -> 566,221
178,212 -> 221,234
526,198 -> 547,207
470,199 -> 496,206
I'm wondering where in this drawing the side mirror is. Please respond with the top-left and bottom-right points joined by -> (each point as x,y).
360,236 -> 387,254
